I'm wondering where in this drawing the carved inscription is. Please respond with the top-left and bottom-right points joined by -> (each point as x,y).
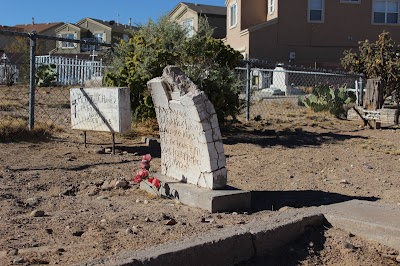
70,88 -> 131,133
148,66 -> 227,190
159,108 -> 203,171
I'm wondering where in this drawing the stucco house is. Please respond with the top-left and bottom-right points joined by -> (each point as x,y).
225,0 -> 400,68
53,17 -> 136,54
169,2 -> 227,39
1,22 -> 64,54
14,21 -> 64,36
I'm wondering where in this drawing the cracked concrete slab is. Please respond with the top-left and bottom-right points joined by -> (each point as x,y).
322,199 -> 400,251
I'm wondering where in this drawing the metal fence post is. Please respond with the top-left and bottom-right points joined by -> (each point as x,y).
359,76 -> 363,107
246,60 -> 251,121
29,31 -> 37,130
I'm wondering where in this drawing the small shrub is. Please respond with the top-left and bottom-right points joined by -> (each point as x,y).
302,85 -> 355,118
36,64 -> 57,87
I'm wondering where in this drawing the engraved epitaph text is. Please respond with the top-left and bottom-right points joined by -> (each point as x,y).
70,87 -> 131,133
147,66 -> 227,189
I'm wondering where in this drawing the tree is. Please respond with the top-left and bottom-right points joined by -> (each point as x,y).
105,16 -> 243,123
341,31 -> 400,105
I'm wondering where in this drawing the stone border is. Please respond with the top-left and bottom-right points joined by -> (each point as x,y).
82,200 -> 400,265
83,210 -> 325,266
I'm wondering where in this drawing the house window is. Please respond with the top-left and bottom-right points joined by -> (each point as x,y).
308,0 -> 324,22
123,34 -> 129,41
182,18 -> 194,37
373,0 -> 399,24
268,0 -> 275,14
61,33 -> 75,48
94,33 -> 105,43
229,2 -> 238,28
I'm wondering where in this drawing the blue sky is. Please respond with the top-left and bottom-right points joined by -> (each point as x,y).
1,0 -> 225,26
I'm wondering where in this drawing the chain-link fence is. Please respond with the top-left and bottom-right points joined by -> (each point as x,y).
0,29 -> 113,137
236,60 -> 364,121
1,28 -> 367,140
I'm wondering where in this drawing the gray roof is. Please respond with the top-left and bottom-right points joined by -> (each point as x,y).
182,2 -> 226,16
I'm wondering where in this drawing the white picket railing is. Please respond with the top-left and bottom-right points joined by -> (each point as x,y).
35,55 -> 104,86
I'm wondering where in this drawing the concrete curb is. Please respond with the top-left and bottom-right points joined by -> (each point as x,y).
81,200 -> 400,266
83,210 -> 325,266
322,200 -> 400,251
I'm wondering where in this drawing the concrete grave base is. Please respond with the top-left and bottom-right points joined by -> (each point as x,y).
139,173 -> 251,213
82,200 -> 400,266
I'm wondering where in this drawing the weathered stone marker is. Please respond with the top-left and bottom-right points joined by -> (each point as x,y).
70,87 -> 131,153
146,66 -> 250,212
70,87 -> 131,133
148,66 -> 226,189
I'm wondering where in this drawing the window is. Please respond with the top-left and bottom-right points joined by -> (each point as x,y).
373,0 -> 399,24
268,0 -> 275,14
308,0 -> 324,22
229,2 -> 238,28
61,33 -> 75,48
123,34 -> 129,42
94,33 -> 105,43
182,19 -> 194,37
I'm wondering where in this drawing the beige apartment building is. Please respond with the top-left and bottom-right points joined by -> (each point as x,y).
169,2 -> 227,39
225,0 -> 400,68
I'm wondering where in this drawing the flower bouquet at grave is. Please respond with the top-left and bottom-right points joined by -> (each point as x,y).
132,154 -> 161,190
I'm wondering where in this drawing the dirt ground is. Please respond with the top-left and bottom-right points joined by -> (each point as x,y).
0,97 -> 400,265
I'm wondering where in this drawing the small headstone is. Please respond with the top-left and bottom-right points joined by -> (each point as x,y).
147,66 -> 227,189
70,87 -> 131,133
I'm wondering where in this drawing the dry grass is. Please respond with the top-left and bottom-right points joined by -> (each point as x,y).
350,137 -> 400,155
0,116 -> 61,142
123,119 -> 160,139
0,99 -> 26,111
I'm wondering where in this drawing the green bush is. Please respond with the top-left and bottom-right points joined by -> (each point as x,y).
36,64 -> 57,87
302,85 -> 355,118
105,16 -> 243,123
341,31 -> 400,105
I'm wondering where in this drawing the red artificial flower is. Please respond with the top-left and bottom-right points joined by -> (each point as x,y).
143,154 -> 152,162
138,169 -> 148,179
132,175 -> 142,183
148,177 -> 154,183
151,178 -> 161,189
140,160 -> 150,170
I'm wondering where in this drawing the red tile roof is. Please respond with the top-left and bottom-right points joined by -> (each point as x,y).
0,25 -> 24,31
13,22 -> 64,33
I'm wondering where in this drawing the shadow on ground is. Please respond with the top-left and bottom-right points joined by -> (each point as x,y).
251,190 -> 379,212
223,128 -> 368,148
239,224 -> 330,266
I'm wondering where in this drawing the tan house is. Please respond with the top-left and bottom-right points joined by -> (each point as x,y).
54,18 -> 136,54
169,2 -> 227,39
2,22 -> 64,54
14,21 -> 64,36
225,0 -> 400,68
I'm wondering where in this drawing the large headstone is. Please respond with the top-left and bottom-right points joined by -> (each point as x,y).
70,87 -> 131,133
147,66 -> 227,190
